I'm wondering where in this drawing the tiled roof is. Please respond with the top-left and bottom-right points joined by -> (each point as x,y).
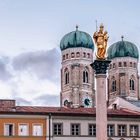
108,108 -> 140,116
0,105 -> 140,117
128,100 -> 140,107
15,106 -> 96,114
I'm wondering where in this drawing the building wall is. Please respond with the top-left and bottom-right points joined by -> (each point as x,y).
50,115 -> 140,140
108,57 -> 139,102
61,47 -> 95,108
0,115 -> 47,140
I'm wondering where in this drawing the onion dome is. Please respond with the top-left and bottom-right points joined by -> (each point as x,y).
107,37 -> 139,59
60,26 -> 94,51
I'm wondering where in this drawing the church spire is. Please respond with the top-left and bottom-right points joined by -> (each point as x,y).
121,35 -> 124,41
76,25 -> 78,31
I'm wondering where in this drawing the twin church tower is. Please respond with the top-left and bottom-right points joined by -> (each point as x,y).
59,25 -> 139,108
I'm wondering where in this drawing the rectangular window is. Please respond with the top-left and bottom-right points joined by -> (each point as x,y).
118,125 -> 127,136
71,124 -> 80,136
130,125 -> 138,136
53,123 -> 63,136
107,124 -> 115,137
18,124 -> 28,136
33,124 -> 43,136
89,124 -> 96,136
4,124 -> 14,136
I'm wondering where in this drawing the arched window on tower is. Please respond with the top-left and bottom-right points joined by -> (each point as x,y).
124,62 -> 127,67
109,64 -> 112,69
83,52 -> 86,58
63,55 -> 65,60
83,70 -> 88,83
66,54 -> 69,59
130,79 -> 135,90
112,79 -> 116,92
65,69 -> 69,85
76,52 -> 80,57
113,63 -> 115,68
119,62 -> 122,67
87,53 -> 90,58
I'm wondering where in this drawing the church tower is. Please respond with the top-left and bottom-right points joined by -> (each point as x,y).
60,27 -> 95,108
107,37 -> 139,102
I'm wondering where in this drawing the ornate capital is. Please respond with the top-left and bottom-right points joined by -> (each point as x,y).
90,60 -> 111,74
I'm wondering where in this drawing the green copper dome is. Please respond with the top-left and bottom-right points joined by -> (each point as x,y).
107,40 -> 139,59
60,28 -> 94,51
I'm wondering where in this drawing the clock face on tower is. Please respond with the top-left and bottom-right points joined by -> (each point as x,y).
82,97 -> 92,107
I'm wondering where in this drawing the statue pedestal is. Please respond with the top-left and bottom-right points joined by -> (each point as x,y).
91,60 -> 111,140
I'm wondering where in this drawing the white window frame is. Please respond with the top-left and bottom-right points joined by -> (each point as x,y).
4,123 -> 15,136
88,124 -> 96,136
32,123 -> 43,136
71,123 -> 80,136
130,125 -> 138,136
107,124 -> 115,137
18,123 -> 29,136
53,123 -> 63,136
118,125 -> 127,136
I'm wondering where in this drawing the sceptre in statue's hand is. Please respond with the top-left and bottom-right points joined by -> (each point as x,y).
93,23 -> 109,60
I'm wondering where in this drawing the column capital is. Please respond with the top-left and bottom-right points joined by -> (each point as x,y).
95,74 -> 107,78
90,60 -> 111,74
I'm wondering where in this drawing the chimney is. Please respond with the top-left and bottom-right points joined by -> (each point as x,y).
112,103 -> 117,110
0,99 -> 16,108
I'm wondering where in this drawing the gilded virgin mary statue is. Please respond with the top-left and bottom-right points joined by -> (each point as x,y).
93,23 -> 109,60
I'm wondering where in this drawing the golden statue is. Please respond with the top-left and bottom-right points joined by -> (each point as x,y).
93,23 -> 109,60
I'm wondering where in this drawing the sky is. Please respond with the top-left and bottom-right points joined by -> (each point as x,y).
0,0 -> 140,106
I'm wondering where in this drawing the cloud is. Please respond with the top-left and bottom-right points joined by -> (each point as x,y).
12,48 -> 61,82
9,72 -> 60,102
9,48 -> 61,106
0,81 -> 13,99
15,97 -> 31,106
0,57 -> 12,81
33,94 -> 60,106
0,48 -> 61,106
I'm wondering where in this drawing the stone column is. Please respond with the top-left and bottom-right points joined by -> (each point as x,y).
91,60 -> 111,140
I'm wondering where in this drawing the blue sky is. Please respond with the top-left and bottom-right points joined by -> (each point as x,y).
0,0 -> 139,106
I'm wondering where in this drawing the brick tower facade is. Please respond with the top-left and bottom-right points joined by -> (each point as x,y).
107,39 -> 139,102
60,27 -> 95,108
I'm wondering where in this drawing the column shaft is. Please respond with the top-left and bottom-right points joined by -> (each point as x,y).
96,74 -> 107,140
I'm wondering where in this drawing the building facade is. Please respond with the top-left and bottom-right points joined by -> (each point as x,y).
0,100 -> 47,140
50,108 -> 140,140
0,27 -> 140,140
1,100 -> 140,140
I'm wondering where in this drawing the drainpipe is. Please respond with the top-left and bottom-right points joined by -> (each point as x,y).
49,113 -> 51,140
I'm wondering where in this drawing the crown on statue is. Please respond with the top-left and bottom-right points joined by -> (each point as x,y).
100,23 -> 104,28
